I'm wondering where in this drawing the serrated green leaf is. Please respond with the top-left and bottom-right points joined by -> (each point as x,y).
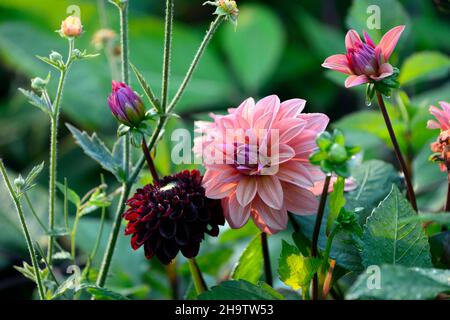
18,88 -> 51,116
232,234 -> 263,284
362,185 -> 432,268
278,241 -> 321,291
399,51 -> 450,86
347,265 -> 450,300
401,212 -> 450,229
81,284 -> 129,300
66,124 -> 124,181
197,280 -> 283,300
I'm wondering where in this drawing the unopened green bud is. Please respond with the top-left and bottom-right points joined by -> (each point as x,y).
31,76 -> 49,91
14,175 -> 25,190
328,143 -> 348,163
49,51 -> 63,64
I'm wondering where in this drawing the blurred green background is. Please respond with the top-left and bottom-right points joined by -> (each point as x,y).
0,0 -> 449,299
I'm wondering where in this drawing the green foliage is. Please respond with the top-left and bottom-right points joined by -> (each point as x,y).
399,51 -> 450,86
66,124 -> 125,181
309,129 -> 361,177
197,280 -> 284,300
347,265 -> 450,300
221,4 -> 284,93
13,161 -> 44,196
327,176 -> 346,235
232,234 -> 263,284
278,241 -> 321,292
362,185 -> 432,268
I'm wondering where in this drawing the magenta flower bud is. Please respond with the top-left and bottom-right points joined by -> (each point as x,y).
107,81 -> 146,127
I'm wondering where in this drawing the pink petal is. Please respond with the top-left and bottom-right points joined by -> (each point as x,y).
223,194 -> 251,229
276,118 -> 307,144
322,54 -> 353,75
253,95 -> 280,127
251,197 -> 288,234
370,63 -> 394,81
277,162 -> 314,188
427,120 -> 440,130
277,99 -> 307,119
377,25 -> 405,61
345,75 -> 370,88
257,175 -> 283,210
235,97 -> 255,125
282,182 -> 318,215
345,29 -> 362,50
363,31 -> 375,48
236,176 -> 257,207
297,114 -> 330,132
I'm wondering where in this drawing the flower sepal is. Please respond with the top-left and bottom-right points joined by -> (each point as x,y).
204,0 -> 239,27
309,129 -> 361,178
373,67 -> 400,97
334,208 -> 363,237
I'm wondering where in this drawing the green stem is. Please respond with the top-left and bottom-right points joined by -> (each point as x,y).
376,92 -> 418,211
446,173 -> 450,212
187,258 -> 207,295
261,232 -> 273,286
47,39 -> 74,265
161,0 -> 174,111
321,227 -> 338,275
24,193 -> 47,231
311,174 -> 331,300
96,10 -> 225,288
0,160 -> 46,300
167,15 -> 224,113
71,209 -> 81,261
96,0 -> 131,288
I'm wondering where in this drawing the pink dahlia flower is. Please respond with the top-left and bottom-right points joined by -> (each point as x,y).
322,26 -> 405,88
193,95 -> 329,234
427,101 -> 450,131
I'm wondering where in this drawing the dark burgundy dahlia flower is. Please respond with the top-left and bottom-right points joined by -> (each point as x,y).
123,170 -> 225,265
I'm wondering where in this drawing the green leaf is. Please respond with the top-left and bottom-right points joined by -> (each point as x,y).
278,241 -> 321,291
347,265 -> 450,300
327,176 -> 345,235
401,213 -> 450,229
346,160 -> 401,224
56,181 -> 80,207
66,124 -> 124,181
346,0 -> 410,43
399,51 -> 450,86
219,221 -> 259,244
221,4 -> 285,93
197,280 -> 284,300
81,284 -> 129,300
18,88 -> 51,116
130,63 -> 160,112
231,234 -> 263,284
362,185 -> 432,268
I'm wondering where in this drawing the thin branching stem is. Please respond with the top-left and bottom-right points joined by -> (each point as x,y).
161,0 -> 174,111
188,258 -> 208,294
0,160 -> 46,300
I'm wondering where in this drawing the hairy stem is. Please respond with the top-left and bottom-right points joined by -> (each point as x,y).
188,258 -> 207,295
96,1 -> 131,288
167,15 -> 224,113
261,232 -> 273,286
47,39 -> 74,264
311,174 -> 331,300
0,160 -> 46,300
376,92 -> 418,211
161,0 -> 174,111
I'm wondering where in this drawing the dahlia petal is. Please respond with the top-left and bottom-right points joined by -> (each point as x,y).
322,54 -> 353,75
236,176 -> 257,207
345,75 -> 370,88
251,197 -> 288,234
257,175 -> 283,210
277,99 -> 307,119
345,29 -> 362,50
254,95 -> 280,127
363,31 -> 375,48
235,97 -> 255,124
282,182 -> 318,215
427,120 -> 441,130
297,114 -> 330,132
377,25 -> 405,61
370,63 -> 394,81
225,193 -> 251,228
277,162 -> 314,188
276,118 -> 307,144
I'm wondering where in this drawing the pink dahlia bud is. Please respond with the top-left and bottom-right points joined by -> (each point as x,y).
427,101 -> 450,131
107,81 -> 146,127
60,16 -> 83,38
322,26 -> 405,88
